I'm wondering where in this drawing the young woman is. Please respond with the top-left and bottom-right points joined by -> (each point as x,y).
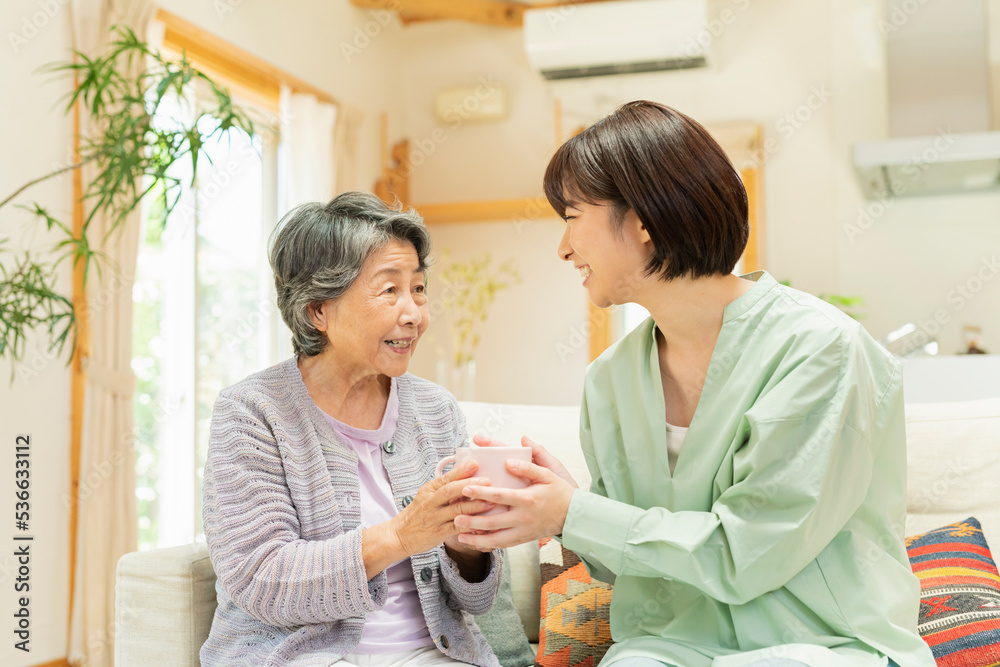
454,101 -> 934,667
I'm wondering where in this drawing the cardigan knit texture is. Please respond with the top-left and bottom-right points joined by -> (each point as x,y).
200,357 -> 503,667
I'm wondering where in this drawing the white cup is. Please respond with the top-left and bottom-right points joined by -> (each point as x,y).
435,446 -> 532,515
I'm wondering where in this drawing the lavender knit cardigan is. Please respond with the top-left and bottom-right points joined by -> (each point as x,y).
200,358 -> 503,667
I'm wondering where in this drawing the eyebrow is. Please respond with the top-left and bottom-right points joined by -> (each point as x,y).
372,266 -> 422,279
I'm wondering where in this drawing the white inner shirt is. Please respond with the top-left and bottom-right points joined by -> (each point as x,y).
665,420 -> 689,475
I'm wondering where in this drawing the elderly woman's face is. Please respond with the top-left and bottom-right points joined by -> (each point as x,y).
312,239 -> 429,377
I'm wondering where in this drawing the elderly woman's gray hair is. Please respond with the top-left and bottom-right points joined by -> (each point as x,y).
269,191 -> 431,357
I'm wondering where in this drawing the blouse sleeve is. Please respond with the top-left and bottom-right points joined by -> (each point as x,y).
562,333 -> 895,605
202,395 -> 387,627
569,385 -> 619,585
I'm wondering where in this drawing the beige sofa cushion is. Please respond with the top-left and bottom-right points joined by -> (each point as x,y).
115,542 -> 215,666
904,397 -> 1000,548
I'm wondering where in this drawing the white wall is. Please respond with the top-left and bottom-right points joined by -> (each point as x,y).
396,0 -> 1000,361
407,218 -> 591,407
833,0 -> 1000,355
1,2 -> 75,663
0,1 -> 403,664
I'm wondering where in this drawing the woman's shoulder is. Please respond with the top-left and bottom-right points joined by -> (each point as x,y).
749,282 -> 901,412
215,358 -> 301,409
763,281 -> 891,367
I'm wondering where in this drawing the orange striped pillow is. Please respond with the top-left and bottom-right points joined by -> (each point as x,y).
535,537 -> 613,667
906,517 -> 1000,666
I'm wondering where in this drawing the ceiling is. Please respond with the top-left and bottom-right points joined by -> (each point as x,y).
348,0 -> 618,28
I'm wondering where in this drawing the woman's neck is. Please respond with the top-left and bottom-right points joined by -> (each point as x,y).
297,352 -> 390,427
636,272 -> 756,427
639,273 -> 755,359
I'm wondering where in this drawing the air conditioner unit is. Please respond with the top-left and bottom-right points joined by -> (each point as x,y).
523,0 -> 709,81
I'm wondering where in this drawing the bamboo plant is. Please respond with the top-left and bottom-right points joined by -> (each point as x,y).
0,25 -> 257,375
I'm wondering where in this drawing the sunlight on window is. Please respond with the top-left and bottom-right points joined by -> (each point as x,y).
133,94 -> 275,549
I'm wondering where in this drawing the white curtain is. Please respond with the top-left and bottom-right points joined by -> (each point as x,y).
68,1 -> 154,665
278,85 -> 339,210
334,103 -> 366,195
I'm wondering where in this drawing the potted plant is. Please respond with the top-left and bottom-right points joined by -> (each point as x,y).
0,26 -> 257,378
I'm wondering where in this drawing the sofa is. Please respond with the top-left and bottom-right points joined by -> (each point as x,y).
115,393 -> 1000,666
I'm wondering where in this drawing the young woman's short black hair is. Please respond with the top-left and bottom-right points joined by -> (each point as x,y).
543,100 -> 749,281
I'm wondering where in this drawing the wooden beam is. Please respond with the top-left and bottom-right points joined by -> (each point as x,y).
155,9 -> 340,112
417,196 -> 554,225
588,302 -> 613,362
68,69 -> 87,659
740,166 -> 760,273
350,0 -> 525,27
739,126 -> 766,273
553,98 -> 562,146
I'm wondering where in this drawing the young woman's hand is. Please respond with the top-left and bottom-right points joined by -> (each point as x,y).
472,434 -> 579,489
452,457 -> 576,551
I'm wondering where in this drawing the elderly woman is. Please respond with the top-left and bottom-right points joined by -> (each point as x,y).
454,102 -> 934,667
200,191 -> 502,667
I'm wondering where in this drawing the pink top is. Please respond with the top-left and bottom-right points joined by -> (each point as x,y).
320,378 -> 435,653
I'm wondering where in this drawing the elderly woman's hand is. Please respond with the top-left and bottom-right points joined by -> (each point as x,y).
363,460 -> 494,578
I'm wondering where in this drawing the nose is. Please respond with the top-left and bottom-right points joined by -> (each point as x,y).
400,292 -> 423,327
557,224 -> 573,262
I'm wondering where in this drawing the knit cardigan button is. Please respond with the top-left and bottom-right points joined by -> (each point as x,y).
420,566 -> 433,582
439,635 -> 450,649
402,495 -> 414,507
381,440 -> 395,454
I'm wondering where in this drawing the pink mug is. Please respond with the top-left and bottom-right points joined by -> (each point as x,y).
435,446 -> 532,515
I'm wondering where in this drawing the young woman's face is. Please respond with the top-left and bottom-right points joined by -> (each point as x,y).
557,200 -> 651,308
311,239 -> 429,378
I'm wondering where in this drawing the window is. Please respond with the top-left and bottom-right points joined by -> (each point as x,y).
131,85 -> 283,549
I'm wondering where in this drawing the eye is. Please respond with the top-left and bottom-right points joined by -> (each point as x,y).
414,284 -> 426,294
383,286 -> 396,295
563,214 -> 577,222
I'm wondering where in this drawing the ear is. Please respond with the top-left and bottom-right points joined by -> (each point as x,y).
308,300 -> 331,332
625,209 -> 651,244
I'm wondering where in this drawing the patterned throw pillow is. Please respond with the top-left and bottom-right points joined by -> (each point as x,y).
905,517 -> 1000,666
535,537 -> 613,667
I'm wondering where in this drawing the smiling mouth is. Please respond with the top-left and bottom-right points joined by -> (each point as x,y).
578,265 -> 592,279
385,339 -> 413,349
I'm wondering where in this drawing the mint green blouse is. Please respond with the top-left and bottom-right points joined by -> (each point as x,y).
561,271 -> 935,667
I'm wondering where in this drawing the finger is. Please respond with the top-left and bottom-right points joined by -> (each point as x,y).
461,484 -> 525,507
449,498 -> 496,518
424,459 -> 477,494
456,528 -> 522,551
440,459 -> 480,484
504,459 -> 553,484
437,477 -> 491,504
454,508 -> 512,533
522,436 -> 561,469
472,434 -> 510,448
